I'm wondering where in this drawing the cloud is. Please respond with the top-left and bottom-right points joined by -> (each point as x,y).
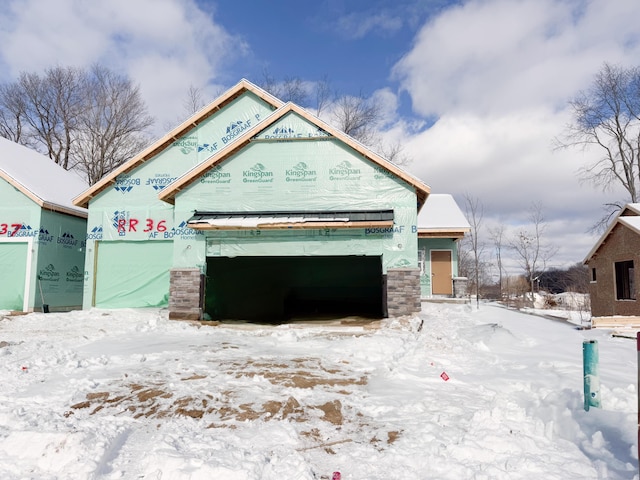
403,105 -> 629,266
371,88 -> 401,127
0,0 -> 243,135
393,0 -> 640,117
334,11 -> 404,39
390,0 -> 640,267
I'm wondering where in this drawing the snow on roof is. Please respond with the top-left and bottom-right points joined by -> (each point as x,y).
417,194 -> 470,230
0,137 -> 88,218
618,216 -> 640,233
187,210 -> 395,229
622,203 -> 640,215
584,203 -> 640,263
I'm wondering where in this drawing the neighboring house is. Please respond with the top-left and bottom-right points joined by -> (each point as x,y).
584,203 -> 640,327
0,137 -> 88,312
417,194 -> 470,298
74,79 -> 456,321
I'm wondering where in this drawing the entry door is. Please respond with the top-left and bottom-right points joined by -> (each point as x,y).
431,250 -> 453,295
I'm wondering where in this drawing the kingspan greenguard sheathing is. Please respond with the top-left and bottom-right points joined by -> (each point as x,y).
75,81 -> 281,309
33,210 -> 87,311
162,104 -> 430,321
0,138 -> 88,312
74,80 -> 430,319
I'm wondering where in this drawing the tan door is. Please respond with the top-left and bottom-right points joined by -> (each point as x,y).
431,250 -> 452,295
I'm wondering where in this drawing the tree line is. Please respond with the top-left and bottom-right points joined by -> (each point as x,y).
458,197 -> 568,306
458,196 -> 589,305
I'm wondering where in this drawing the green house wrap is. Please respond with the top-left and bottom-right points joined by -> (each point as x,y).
0,137 -> 88,312
75,80 -> 465,320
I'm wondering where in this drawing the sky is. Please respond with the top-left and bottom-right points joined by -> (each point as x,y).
0,0 -> 639,272
0,302 -> 636,478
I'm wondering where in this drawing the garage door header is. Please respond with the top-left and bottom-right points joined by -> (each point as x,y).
188,209 -> 394,230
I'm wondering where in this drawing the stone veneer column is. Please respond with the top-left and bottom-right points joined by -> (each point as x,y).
386,268 -> 421,317
169,268 -> 203,320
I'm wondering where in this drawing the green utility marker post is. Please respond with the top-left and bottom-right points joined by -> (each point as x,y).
583,340 -> 601,411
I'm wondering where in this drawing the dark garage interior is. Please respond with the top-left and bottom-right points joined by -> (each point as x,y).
205,255 -> 384,321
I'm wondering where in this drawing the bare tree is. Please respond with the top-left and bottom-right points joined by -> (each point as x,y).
509,203 -> 557,305
0,64 -> 153,184
0,66 -> 85,169
489,224 -> 506,300
463,194 -> 485,308
556,62 -> 640,207
259,70 -> 309,105
73,65 -> 153,184
504,275 -> 530,308
326,89 -> 412,165
259,73 -> 410,165
182,85 -> 206,116
314,75 -> 333,117
0,82 -> 29,143
373,140 -> 411,166
331,91 -> 381,146
280,76 -> 308,105
162,84 -> 225,132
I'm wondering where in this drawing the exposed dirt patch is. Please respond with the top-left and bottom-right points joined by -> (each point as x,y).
222,357 -> 367,390
369,429 -> 404,450
315,400 -> 343,425
86,392 -> 109,402
387,430 -> 402,444
68,355 -> 400,452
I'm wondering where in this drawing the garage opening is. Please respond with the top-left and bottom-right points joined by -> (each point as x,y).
205,256 -> 383,321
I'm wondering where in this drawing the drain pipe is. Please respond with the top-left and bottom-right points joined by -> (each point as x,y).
37,275 -> 49,313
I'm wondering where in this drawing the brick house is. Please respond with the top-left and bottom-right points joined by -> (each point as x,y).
584,203 -> 640,327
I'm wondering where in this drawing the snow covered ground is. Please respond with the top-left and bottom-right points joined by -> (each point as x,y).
0,302 -> 637,479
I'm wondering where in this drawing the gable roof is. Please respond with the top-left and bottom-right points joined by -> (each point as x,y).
417,193 -> 470,238
158,102 -> 431,207
584,203 -> 640,263
0,137 -> 88,218
73,79 -> 283,208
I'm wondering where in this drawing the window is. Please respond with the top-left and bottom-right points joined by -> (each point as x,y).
591,268 -> 597,282
615,260 -> 635,300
